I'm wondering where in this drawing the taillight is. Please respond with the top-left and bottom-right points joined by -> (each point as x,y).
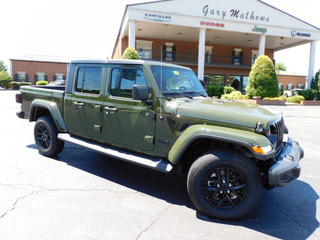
16,93 -> 22,103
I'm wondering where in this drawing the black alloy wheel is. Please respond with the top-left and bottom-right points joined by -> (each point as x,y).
203,167 -> 247,208
187,150 -> 263,219
34,116 -> 64,157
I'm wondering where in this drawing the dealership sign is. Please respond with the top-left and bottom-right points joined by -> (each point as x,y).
200,21 -> 225,28
291,30 -> 311,38
252,25 -> 267,34
145,13 -> 172,22
202,5 -> 270,23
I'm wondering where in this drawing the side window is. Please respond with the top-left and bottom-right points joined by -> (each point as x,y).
75,67 -> 102,95
110,68 -> 147,98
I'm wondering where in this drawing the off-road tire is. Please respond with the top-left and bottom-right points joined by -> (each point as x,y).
34,116 -> 64,157
187,150 -> 263,219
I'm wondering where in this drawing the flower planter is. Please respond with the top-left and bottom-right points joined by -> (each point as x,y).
234,99 -> 286,105
301,100 -> 320,106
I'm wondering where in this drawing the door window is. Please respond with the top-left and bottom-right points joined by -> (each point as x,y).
76,67 -> 102,95
110,68 -> 147,98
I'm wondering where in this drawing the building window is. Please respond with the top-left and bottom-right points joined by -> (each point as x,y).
37,72 -> 45,81
56,73 -> 64,80
204,74 -> 225,86
110,68 -> 147,98
228,75 -> 249,93
279,83 -> 284,94
162,42 -> 176,61
297,84 -> 304,89
232,48 -> 243,65
251,50 -> 259,65
287,83 -> 294,90
205,46 -> 213,63
136,40 -> 153,60
18,71 -> 26,82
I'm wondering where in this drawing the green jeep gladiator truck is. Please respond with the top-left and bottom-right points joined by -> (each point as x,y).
16,60 -> 303,219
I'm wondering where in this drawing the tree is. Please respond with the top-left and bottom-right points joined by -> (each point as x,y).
0,61 -> 8,72
311,69 -> 320,90
122,47 -> 140,60
246,55 -> 280,98
0,70 -> 12,89
275,62 -> 286,71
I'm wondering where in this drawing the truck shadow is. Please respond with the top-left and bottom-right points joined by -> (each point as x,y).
28,143 -> 319,239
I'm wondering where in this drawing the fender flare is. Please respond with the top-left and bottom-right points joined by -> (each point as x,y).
168,124 -> 274,165
30,99 -> 67,132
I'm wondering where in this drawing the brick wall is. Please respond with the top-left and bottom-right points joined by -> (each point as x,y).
113,37 -> 273,77
11,60 -> 68,85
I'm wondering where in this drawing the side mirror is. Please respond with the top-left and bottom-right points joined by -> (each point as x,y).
133,85 -> 153,106
133,85 -> 150,101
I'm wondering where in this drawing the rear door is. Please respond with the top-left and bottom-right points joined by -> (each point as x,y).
102,64 -> 156,151
64,64 -> 106,140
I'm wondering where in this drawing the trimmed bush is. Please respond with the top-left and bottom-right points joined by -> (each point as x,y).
122,47 -> 141,60
263,95 -> 286,101
224,86 -> 235,94
246,55 -> 280,98
286,95 -> 305,104
0,70 -> 12,89
36,80 -> 48,85
298,89 -> 317,100
221,91 -> 249,100
11,82 -> 31,90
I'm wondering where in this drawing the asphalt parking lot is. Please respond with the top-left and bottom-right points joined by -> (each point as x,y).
0,90 -> 319,240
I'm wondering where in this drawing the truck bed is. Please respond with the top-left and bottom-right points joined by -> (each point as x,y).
20,85 -> 66,119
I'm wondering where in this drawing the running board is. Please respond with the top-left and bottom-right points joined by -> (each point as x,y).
57,133 -> 173,173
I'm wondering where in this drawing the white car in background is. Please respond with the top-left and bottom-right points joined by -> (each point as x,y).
283,88 -> 302,98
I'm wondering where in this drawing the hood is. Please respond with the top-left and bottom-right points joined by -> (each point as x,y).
175,98 -> 282,130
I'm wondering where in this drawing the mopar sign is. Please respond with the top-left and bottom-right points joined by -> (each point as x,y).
291,30 -> 311,38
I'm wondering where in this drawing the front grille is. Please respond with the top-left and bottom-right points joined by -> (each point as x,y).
269,117 -> 284,151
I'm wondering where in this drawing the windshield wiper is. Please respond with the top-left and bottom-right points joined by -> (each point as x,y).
183,91 -> 207,98
163,92 -> 193,99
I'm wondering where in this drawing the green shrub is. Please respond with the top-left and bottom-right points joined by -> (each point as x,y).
122,47 -> 140,60
224,86 -> 235,94
207,85 -> 226,98
36,80 -> 48,85
11,82 -> 31,90
263,95 -> 286,101
0,70 -> 12,89
286,95 -> 305,104
298,89 -> 317,100
221,91 -> 248,100
246,55 -> 280,98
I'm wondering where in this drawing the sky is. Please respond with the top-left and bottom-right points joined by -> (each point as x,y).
1,0 -> 319,76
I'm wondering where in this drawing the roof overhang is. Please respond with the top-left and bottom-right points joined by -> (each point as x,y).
113,0 -> 320,56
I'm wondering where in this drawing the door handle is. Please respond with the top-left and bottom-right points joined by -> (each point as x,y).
73,102 -> 84,106
104,106 -> 118,114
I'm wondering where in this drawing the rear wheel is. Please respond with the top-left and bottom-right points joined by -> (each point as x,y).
34,116 -> 64,157
187,150 -> 263,219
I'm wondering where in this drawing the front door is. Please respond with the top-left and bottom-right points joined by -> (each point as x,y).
64,65 -> 105,140
102,65 -> 156,151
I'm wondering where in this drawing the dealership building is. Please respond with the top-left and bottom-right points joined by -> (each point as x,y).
112,0 -> 320,92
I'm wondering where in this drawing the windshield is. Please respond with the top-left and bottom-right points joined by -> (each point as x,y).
150,65 -> 207,98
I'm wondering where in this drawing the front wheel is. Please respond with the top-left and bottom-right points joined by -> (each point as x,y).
187,150 -> 263,219
34,116 -> 64,157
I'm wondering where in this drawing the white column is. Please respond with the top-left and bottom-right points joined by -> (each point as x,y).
128,21 -> 136,48
258,35 -> 266,56
306,40 -> 317,89
198,28 -> 206,81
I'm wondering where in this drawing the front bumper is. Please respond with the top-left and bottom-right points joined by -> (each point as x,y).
268,137 -> 304,187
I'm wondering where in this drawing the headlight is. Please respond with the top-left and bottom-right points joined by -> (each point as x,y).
252,145 -> 273,154
255,122 -> 270,137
